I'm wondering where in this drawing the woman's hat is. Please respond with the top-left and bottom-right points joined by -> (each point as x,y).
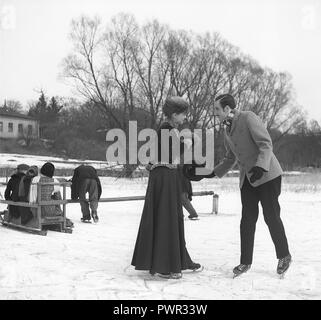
40,162 -> 55,178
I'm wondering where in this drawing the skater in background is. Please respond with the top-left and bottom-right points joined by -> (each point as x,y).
132,96 -> 203,279
178,165 -> 199,220
71,165 -> 102,223
177,127 -> 200,220
4,163 -> 29,220
185,94 -> 292,277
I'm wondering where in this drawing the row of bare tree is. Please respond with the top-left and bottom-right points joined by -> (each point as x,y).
2,13 -> 319,170
61,13 -> 305,142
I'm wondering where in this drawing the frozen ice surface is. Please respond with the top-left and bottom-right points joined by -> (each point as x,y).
0,155 -> 320,300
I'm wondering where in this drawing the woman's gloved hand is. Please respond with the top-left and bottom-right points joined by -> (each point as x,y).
183,162 -> 216,181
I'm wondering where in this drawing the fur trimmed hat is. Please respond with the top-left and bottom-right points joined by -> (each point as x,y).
162,96 -> 189,118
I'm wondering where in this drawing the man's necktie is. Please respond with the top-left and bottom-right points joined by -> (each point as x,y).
223,118 -> 233,133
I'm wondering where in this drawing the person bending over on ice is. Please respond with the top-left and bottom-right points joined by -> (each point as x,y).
131,96 -> 203,280
71,165 -> 102,223
185,94 -> 292,278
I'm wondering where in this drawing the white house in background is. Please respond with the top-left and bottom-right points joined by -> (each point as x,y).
0,112 -> 39,139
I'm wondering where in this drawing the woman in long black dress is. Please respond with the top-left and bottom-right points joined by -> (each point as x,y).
131,96 -> 202,279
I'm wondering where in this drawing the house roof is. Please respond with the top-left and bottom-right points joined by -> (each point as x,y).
0,112 -> 37,121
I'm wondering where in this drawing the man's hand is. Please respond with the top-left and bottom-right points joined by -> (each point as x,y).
145,163 -> 152,171
248,166 -> 266,183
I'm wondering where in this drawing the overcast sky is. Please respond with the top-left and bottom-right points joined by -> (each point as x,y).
0,0 -> 320,122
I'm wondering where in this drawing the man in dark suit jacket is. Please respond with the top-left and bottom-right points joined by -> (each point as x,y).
185,94 -> 292,277
71,165 -> 102,223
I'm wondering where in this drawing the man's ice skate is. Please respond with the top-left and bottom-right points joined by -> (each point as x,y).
277,254 -> 292,278
233,264 -> 251,278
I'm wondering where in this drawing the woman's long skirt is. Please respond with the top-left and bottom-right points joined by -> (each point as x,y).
131,167 -> 194,274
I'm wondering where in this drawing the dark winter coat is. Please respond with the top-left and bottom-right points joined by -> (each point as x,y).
4,172 -> 26,218
71,165 -> 102,200
4,172 -> 25,201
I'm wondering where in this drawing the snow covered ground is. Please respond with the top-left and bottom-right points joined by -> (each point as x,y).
0,154 -> 320,300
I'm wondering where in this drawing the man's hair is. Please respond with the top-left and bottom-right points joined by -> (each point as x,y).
215,94 -> 236,109
163,96 -> 189,118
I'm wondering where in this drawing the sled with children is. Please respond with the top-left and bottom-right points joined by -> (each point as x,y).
0,162 -> 73,236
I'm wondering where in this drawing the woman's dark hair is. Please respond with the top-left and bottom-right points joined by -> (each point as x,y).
215,94 -> 236,109
162,96 -> 189,118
